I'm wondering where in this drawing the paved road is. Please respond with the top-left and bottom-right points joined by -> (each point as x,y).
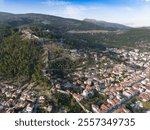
106,74 -> 146,113
107,91 -> 140,113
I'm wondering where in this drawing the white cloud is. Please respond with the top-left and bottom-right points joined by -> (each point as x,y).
63,6 -> 86,16
144,0 -> 150,2
43,0 -> 88,18
43,0 -> 71,7
140,0 -> 150,2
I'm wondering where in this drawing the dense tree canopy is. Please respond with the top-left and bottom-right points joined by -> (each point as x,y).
0,33 -> 42,81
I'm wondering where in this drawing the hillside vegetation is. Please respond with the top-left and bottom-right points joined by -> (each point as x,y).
0,12 -> 150,50
0,12 -> 150,83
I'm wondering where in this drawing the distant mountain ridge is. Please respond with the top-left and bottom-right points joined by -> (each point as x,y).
0,12 -> 130,30
0,12 -> 150,50
84,18 -> 130,30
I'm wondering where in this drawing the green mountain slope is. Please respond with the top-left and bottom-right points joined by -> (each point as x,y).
0,12 -> 150,50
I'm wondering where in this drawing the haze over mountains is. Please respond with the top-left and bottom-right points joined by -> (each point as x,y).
84,19 -> 130,30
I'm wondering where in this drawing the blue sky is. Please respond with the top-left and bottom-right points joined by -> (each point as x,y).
0,0 -> 150,27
